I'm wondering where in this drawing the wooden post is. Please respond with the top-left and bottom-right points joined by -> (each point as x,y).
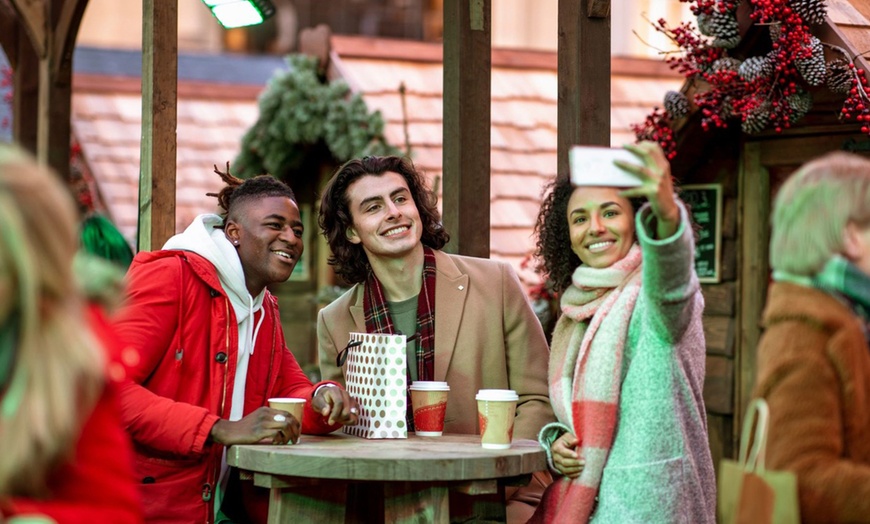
736,142 -> 769,444
12,30 -> 39,155
442,0 -> 491,258
139,0 -> 178,252
557,0 -> 611,180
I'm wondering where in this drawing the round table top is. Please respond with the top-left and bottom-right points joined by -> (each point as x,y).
227,433 -> 547,482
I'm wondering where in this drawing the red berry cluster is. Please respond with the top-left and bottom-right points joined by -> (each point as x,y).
631,108 -> 678,159
839,63 -> 870,133
636,0 -> 870,155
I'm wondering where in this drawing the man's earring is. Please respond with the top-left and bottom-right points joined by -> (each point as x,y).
233,240 -> 239,246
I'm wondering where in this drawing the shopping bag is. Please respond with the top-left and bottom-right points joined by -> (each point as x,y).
717,398 -> 800,524
341,332 -> 408,439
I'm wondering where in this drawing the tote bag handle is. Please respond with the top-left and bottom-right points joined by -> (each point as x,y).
737,398 -> 770,474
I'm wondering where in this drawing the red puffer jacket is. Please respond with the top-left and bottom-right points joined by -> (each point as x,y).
114,250 -> 339,523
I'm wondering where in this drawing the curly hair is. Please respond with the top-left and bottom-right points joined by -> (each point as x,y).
534,177 -> 644,295
319,156 -> 449,284
207,163 -> 296,220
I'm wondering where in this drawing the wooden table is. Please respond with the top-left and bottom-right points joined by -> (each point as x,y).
227,433 -> 546,524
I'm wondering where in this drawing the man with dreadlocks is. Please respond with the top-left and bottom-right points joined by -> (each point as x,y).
114,166 -> 359,523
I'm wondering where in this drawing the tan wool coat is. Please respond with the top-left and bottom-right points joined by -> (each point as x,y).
317,249 -> 555,442
753,282 -> 870,523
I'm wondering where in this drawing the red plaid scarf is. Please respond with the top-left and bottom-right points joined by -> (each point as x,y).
363,246 -> 437,429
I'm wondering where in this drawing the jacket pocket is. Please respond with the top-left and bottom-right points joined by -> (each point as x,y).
135,455 -> 209,521
594,456 -> 687,524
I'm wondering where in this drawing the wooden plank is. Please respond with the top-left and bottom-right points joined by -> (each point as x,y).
736,142 -> 770,443
138,0 -> 178,252
0,1 -> 20,69
703,315 -> 734,357
721,197 -> 737,239
701,282 -> 735,316
384,483 -> 449,524
758,132 -> 860,167
707,413 -> 734,474
44,46 -> 73,180
587,0 -> 610,18
267,484 -> 348,523
51,0 -> 88,77
557,0 -> 610,180
12,30 -> 39,155
719,239 -> 737,282
704,355 -> 734,415
442,0 -> 491,257
10,0 -> 46,57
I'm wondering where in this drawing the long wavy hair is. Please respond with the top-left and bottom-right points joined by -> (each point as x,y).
534,177 -> 644,295
318,156 -> 449,284
0,145 -> 104,497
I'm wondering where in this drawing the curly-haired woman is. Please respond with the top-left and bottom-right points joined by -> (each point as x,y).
530,142 -> 715,523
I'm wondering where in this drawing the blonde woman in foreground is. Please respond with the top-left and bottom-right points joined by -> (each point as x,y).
0,145 -> 142,522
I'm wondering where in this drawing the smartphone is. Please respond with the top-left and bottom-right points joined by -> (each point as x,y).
569,145 -> 642,188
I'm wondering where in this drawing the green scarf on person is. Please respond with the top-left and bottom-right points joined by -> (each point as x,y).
774,255 -> 870,336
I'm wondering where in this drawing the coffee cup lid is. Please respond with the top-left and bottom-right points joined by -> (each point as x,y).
268,397 -> 306,403
475,389 -> 519,401
409,381 -> 450,391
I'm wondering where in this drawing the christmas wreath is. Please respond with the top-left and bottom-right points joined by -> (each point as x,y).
633,0 -> 869,158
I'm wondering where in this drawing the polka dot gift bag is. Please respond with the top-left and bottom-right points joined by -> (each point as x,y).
342,332 -> 408,439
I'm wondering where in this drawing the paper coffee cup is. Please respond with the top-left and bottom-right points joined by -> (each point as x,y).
475,389 -> 519,449
409,381 -> 450,436
268,397 -> 306,444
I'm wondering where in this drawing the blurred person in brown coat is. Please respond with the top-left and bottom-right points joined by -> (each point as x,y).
753,151 -> 870,523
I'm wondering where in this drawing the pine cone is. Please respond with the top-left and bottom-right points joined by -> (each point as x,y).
768,23 -> 782,43
697,13 -> 714,37
706,9 -> 740,46
739,56 -> 773,82
713,34 -> 741,49
795,36 -> 826,86
742,101 -> 771,134
713,57 -> 742,73
664,91 -> 690,119
793,0 -> 828,25
786,89 -> 813,122
826,58 -> 854,94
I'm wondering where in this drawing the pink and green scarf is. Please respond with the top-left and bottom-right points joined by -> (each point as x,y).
531,243 -> 643,523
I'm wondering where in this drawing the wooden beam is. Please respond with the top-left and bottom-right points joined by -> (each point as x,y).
557,0 -> 610,180
587,0 -> 610,18
138,0 -> 178,252
0,1 -> 20,68
12,29 -> 38,155
735,142 -> 769,449
442,0 -> 491,258
52,0 -> 88,76
10,0 -> 46,57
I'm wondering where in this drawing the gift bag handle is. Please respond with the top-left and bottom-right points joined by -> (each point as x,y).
737,398 -> 770,474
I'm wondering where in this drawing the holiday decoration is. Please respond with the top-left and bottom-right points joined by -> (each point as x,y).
633,0 -> 870,157
665,91 -> 691,119
233,55 -> 401,179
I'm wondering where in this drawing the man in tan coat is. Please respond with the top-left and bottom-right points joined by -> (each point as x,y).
317,156 -> 554,522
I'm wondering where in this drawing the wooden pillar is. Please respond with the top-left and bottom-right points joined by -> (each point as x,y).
9,0 -> 88,180
138,0 -> 178,252
557,0 -> 611,180
12,30 -> 39,155
442,0 -> 491,258
736,141 -> 769,441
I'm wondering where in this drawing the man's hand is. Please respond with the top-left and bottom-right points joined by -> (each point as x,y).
311,384 -> 360,426
551,432 -> 585,479
210,406 -> 300,446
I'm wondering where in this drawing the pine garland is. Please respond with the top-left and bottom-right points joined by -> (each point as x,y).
233,55 -> 401,179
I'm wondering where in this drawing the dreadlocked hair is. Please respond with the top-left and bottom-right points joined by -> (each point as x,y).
207,162 -> 296,217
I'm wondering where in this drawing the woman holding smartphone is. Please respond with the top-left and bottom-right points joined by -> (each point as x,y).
529,141 -> 715,523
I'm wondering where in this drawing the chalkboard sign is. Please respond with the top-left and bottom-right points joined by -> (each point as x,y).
681,184 -> 722,283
